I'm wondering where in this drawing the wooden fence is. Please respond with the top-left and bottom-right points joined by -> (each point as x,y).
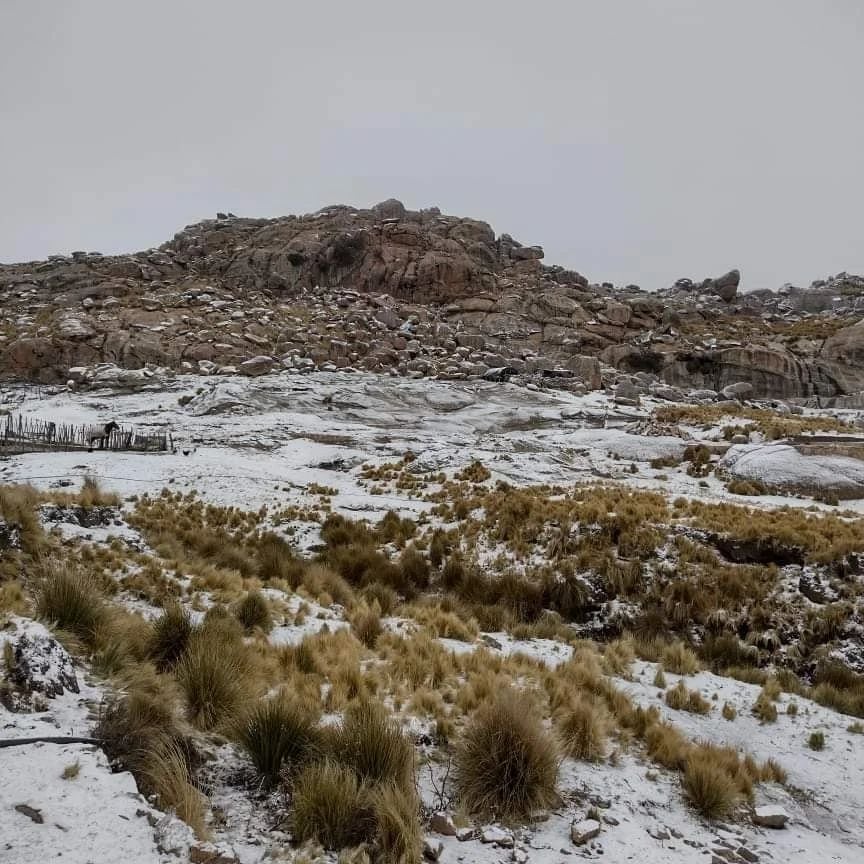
0,414 -> 171,454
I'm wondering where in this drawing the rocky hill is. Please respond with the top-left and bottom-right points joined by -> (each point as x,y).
2,199 -> 864,402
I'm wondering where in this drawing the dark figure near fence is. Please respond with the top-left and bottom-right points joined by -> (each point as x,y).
88,421 -> 120,452
46,422 -> 56,443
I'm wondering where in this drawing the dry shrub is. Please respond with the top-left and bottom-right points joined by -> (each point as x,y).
556,696 -> 610,762
303,564 -> 355,607
175,623 -> 255,730
0,581 -> 28,616
360,582 -> 397,615
236,694 -> 321,787
149,602 -> 194,671
399,545 -> 430,591
36,562 -> 105,644
96,664 -> 184,771
234,590 -> 272,633
455,688 -> 559,819
808,730 -> 825,751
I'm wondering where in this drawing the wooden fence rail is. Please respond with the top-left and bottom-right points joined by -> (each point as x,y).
0,414 -> 170,454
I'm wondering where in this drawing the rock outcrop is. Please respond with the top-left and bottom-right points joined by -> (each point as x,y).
2,199 -> 864,401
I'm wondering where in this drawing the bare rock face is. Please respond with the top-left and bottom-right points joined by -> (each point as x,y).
823,319 -> 864,366
2,202 -> 864,401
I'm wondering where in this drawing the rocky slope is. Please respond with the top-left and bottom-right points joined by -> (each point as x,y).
2,200 -> 864,402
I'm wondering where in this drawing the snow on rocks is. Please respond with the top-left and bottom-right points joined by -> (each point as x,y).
720,443 -> 864,499
752,805 -> 789,829
1,617 -> 79,702
570,817 -> 602,845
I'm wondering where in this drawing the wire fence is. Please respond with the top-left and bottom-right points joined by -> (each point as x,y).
0,414 -> 171,454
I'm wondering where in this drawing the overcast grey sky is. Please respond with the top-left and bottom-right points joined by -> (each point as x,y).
1,1 -> 862,291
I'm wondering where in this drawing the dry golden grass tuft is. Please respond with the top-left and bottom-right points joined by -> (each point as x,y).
235,694 -> 322,788
555,695 -> 611,762
665,680 -> 712,715
752,689 -> 779,723
681,746 -> 741,819
455,688 -> 559,819
175,621 -> 257,730
349,602 -> 383,648
148,602 -> 194,672
291,760 -> 373,851
36,561 -> 106,645
144,739 -> 208,838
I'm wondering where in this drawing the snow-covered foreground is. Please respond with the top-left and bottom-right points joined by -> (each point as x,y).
4,372 -> 864,864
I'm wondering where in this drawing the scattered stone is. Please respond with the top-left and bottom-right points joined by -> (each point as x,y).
189,843 -> 240,864
423,839 -> 444,862
14,804 -> 43,824
481,826 -> 514,847
238,355 -> 274,376
753,805 -> 788,829
430,812 -> 458,837
570,818 -> 601,845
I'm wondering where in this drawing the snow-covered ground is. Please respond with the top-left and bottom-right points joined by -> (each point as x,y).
2,372 -> 863,516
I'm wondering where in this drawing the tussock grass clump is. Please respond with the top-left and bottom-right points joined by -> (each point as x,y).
653,665 -> 667,688
370,783 -> 422,864
555,696 -> 610,762
234,590 -> 272,633
662,642 -> 701,676
682,747 -> 740,819
78,475 -> 120,507
144,739 -> 208,838
808,730 -> 825,751
61,761 -> 81,780
0,581 -> 28,616
349,602 -> 383,648
332,700 -> 413,791
603,638 -> 635,676
291,760 -> 373,850
848,721 -> 864,734
236,695 -> 321,787
149,602 -> 194,671
455,689 -> 559,819
175,624 -> 255,730
633,638 -> 700,675
255,532 -> 304,585
91,609 -> 154,677
36,563 -> 105,644
665,680 -> 711,715
645,721 -> 690,770
399,545 -> 430,591
752,689 -> 778,723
